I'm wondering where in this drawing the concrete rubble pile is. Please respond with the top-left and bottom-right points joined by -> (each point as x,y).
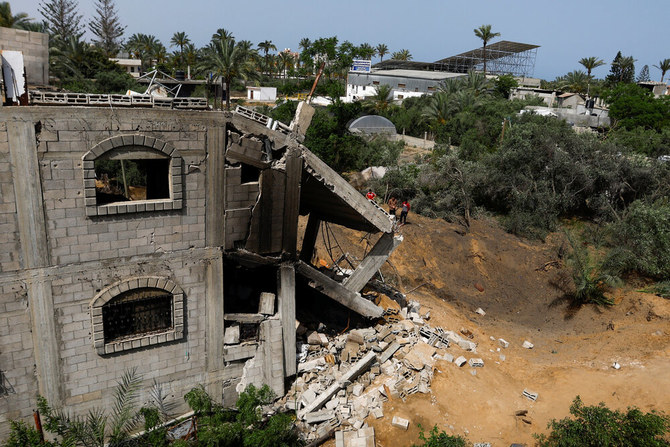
272,299 -> 486,444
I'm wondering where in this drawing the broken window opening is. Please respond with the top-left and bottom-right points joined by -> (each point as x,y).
102,288 -> 173,343
95,157 -> 170,205
223,263 -> 277,314
239,323 -> 259,342
240,163 -> 261,184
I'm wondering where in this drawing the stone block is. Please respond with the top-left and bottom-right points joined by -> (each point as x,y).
258,292 -> 275,315
498,338 -> 509,348
391,416 -> 410,430
307,331 -> 329,346
454,356 -> 467,367
522,340 -> 534,349
468,358 -> 484,368
224,325 -> 240,345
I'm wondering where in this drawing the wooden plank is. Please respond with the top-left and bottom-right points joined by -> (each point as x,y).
343,233 -> 403,292
282,148 -> 302,256
278,264 -> 297,376
300,149 -> 392,233
299,213 -> 320,263
295,261 -> 384,319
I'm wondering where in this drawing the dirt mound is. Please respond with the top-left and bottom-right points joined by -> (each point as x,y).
310,213 -> 670,446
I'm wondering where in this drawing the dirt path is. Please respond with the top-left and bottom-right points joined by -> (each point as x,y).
311,213 -> 670,446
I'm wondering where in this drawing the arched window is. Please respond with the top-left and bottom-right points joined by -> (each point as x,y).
82,135 -> 183,217
91,277 -> 184,355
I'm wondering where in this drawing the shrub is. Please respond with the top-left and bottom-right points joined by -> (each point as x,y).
605,200 -> 670,278
535,396 -> 670,447
564,231 -> 619,306
412,425 -> 468,447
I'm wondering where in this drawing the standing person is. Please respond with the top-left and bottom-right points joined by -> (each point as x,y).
399,199 -> 410,225
366,189 -> 376,201
387,196 -> 398,220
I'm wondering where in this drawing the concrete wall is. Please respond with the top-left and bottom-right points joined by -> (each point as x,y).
0,27 -> 49,86
0,106 -> 291,439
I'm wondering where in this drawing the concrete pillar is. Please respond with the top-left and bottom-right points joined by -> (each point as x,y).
299,213 -> 320,263
278,264 -> 296,376
205,252 -> 225,400
343,233 -> 402,293
7,119 -> 63,406
206,126 -> 226,247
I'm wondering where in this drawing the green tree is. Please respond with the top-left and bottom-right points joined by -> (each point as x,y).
637,64 -> 651,82
473,24 -> 500,74
494,73 -> 518,99
558,70 -> 589,94
199,35 -> 259,109
358,42 -> 376,60
578,56 -> 605,78
170,31 -> 190,68
124,33 -> 163,72
653,58 -> 670,82
606,51 -> 636,86
39,0 -> 83,39
535,396 -> 670,447
0,2 -> 34,29
258,39 -> 277,75
391,49 -> 412,61
211,27 -> 233,42
603,83 -> 670,131
363,84 -> 393,114
376,43 -> 388,61
88,0 -> 124,58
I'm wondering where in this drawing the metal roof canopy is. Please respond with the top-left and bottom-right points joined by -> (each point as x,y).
434,41 -> 539,77
374,40 -> 539,77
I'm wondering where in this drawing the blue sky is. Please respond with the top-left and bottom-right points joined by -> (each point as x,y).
17,0 -> 670,81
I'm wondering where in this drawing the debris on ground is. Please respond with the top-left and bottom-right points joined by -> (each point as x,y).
272,295 -> 487,443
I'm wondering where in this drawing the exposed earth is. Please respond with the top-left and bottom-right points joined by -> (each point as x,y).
307,212 -> 670,446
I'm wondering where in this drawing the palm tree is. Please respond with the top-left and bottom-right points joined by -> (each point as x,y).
0,2 -> 33,29
376,43 -> 388,62
578,56 -> 605,78
211,27 -> 233,43
578,56 -> 604,97
473,24 -> 500,74
654,58 -> 670,82
278,51 -> 294,80
391,49 -> 412,61
364,84 -> 393,114
170,31 -> 190,67
358,43 -> 376,60
258,40 -> 277,75
124,33 -> 163,72
558,70 -> 589,94
199,36 -> 259,109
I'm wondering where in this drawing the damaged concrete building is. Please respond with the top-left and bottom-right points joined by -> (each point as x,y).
0,100 -> 401,437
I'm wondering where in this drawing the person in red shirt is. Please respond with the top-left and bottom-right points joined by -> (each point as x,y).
366,189 -> 376,201
399,200 -> 410,225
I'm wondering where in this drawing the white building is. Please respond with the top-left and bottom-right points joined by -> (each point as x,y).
246,86 -> 277,101
346,69 -> 465,102
111,58 -> 142,78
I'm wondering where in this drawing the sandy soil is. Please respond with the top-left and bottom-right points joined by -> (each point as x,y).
308,213 -> 670,446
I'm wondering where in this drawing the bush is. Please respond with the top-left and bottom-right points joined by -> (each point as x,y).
564,231 -> 619,306
605,200 -> 670,279
535,396 -> 670,446
412,425 -> 468,447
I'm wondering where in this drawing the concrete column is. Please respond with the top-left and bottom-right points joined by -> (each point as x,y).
278,264 -> 296,376
342,233 -> 402,292
299,213 -> 320,263
206,126 -> 226,247
8,119 -> 62,406
205,251 -> 225,400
